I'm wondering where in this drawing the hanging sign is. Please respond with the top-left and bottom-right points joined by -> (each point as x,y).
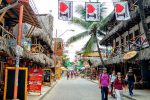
123,51 -> 137,60
58,1 -> 73,21
85,2 -> 100,21
115,1 -> 130,20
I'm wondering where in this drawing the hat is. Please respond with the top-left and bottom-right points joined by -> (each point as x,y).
103,67 -> 107,71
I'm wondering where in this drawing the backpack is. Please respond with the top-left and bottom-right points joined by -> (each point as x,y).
99,73 -> 109,83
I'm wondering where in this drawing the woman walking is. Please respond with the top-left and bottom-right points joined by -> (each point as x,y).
113,72 -> 124,100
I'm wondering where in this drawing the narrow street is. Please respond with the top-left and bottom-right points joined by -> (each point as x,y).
42,77 -> 128,100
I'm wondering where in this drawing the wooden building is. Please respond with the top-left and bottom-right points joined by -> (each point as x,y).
99,0 -> 150,89
0,1 -> 54,99
54,38 -> 63,79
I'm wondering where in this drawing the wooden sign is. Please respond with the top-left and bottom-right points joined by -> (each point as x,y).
123,51 -> 137,60
28,68 -> 43,94
43,69 -> 51,86
3,67 -> 28,100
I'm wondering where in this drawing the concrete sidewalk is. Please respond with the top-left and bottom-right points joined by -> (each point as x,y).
88,79 -> 150,100
28,81 -> 57,100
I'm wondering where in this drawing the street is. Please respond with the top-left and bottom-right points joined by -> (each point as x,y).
42,77 -> 128,100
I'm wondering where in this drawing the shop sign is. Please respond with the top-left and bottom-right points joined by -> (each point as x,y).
123,51 -> 137,60
28,68 -> 43,93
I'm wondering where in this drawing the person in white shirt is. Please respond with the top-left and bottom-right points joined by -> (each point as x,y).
110,70 -> 117,98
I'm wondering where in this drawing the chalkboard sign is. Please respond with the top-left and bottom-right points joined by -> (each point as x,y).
3,67 -> 28,100
43,69 -> 51,85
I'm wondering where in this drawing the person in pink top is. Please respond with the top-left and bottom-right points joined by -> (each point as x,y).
98,68 -> 110,100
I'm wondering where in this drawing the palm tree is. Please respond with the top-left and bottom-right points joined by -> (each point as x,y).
67,4 -> 113,67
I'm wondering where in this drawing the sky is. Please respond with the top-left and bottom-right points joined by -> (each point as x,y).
32,0 -> 114,61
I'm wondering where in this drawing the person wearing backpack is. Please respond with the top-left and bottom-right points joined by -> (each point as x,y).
98,68 -> 110,100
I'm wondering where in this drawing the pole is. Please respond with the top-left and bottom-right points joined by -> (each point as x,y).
13,5 -> 23,100
54,29 -> 57,81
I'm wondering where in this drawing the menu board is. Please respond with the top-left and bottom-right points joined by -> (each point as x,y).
28,68 -> 43,93
3,67 -> 28,100
43,69 -> 51,83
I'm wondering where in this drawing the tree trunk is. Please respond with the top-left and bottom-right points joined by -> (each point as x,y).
95,32 -> 105,68
137,0 -> 150,45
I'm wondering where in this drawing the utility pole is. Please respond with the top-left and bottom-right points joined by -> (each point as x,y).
13,4 -> 24,100
137,0 -> 150,45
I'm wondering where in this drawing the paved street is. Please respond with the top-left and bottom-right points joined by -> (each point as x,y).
42,77 -> 128,100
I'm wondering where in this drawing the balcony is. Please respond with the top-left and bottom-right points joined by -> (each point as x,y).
31,44 -> 44,54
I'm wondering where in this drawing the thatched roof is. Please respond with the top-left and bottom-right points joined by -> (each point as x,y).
99,48 -> 150,65
0,37 -> 11,56
100,0 -> 150,45
3,1 -> 41,28
32,14 -> 53,48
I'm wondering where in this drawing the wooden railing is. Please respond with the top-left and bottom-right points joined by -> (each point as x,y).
31,44 -> 44,53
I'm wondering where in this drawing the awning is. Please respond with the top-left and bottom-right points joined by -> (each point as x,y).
61,67 -> 67,70
4,2 -> 41,28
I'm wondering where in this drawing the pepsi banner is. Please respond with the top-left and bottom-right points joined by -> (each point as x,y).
115,1 -> 130,20
85,2 -> 101,21
58,1 -> 73,21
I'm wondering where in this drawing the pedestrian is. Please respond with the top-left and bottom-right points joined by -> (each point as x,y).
110,70 -> 116,98
126,68 -> 136,96
113,72 -> 125,100
71,71 -> 74,79
67,71 -> 70,80
98,68 -> 110,100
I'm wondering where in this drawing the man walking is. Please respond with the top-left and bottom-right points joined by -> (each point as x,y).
126,68 -> 136,96
98,68 -> 110,100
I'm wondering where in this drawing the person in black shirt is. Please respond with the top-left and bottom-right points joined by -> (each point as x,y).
126,68 -> 136,96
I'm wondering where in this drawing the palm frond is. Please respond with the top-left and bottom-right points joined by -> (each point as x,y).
99,11 -> 115,30
69,17 -> 92,29
75,5 -> 86,19
83,34 -> 96,54
67,31 -> 89,45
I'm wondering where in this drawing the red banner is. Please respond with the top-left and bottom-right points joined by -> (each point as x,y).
28,68 -> 43,92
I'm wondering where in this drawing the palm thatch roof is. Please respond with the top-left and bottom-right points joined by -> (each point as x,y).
31,14 -> 53,48
0,37 -> 12,56
100,0 -> 150,45
99,48 -> 150,65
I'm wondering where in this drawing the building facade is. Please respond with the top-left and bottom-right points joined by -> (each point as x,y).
100,0 -> 150,89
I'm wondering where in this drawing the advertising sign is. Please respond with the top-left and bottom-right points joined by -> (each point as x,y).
58,1 -> 73,21
115,1 -> 130,20
28,68 -> 43,93
85,2 -> 100,21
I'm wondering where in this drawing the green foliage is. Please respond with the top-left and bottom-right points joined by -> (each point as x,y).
67,31 -> 89,45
